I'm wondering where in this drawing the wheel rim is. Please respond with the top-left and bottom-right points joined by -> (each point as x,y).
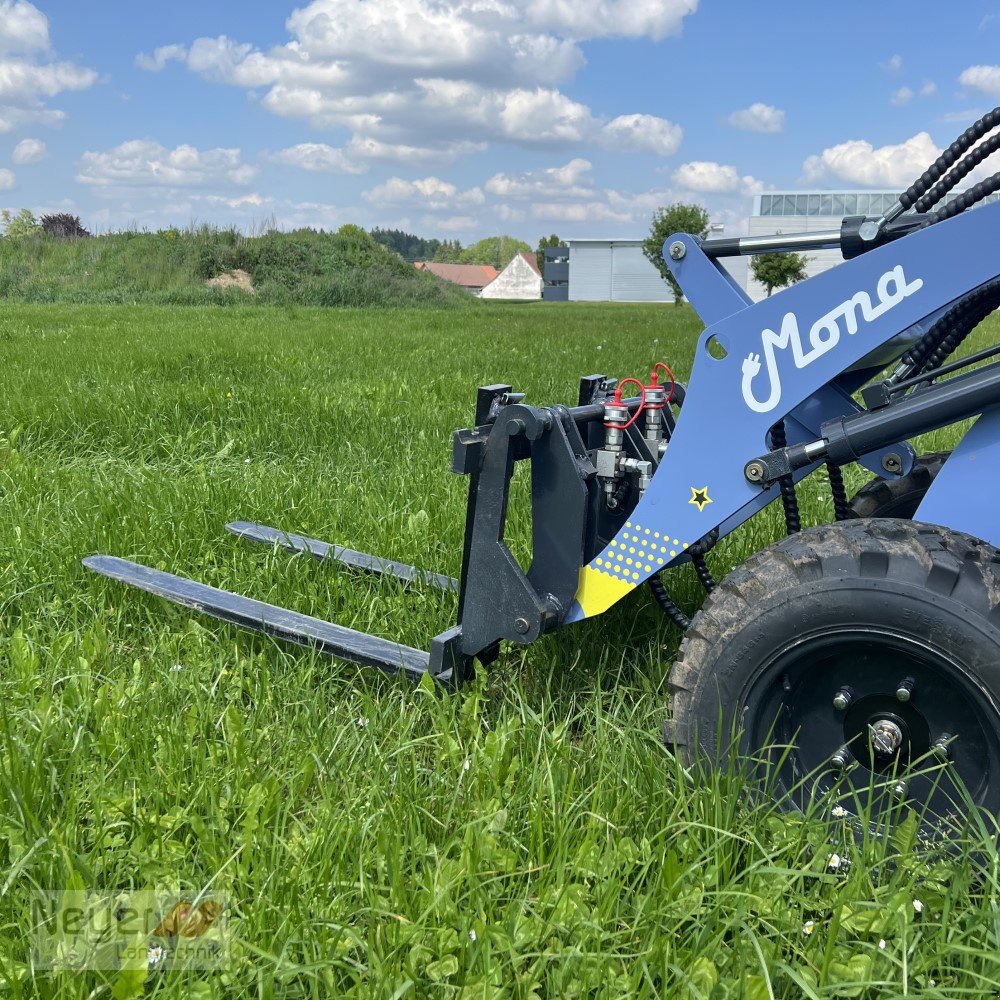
741,628 -> 1000,823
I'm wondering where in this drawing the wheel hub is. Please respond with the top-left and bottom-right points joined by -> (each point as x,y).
743,628 -> 1000,823
868,718 -> 904,757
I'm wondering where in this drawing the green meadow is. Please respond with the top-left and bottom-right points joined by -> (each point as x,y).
1,299 -> 998,997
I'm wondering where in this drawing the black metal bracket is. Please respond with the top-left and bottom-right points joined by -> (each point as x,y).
442,387 -> 599,681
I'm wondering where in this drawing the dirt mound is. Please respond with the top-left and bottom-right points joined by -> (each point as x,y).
206,269 -> 255,294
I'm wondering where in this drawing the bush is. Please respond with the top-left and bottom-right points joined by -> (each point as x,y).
0,223 -> 474,309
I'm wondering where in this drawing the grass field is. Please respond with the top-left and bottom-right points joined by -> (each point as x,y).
2,300 -> 1000,998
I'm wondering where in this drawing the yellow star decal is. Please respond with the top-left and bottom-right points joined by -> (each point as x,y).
689,486 -> 713,512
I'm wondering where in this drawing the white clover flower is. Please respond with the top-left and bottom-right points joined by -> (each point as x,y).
147,944 -> 165,968
244,457 -> 251,464
827,853 -> 842,870
832,805 -> 847,818
469,929 -> 477,942
913,899 -> 924,914
802,920 -> 814,935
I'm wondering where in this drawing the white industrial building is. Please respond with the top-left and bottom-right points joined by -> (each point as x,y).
743,189 -> 1000,299
547,189 -> 1000,304
565,239 -> 673,303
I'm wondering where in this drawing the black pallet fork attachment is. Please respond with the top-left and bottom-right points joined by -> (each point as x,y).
82,555 -> 438,682
85,381 -> 640,687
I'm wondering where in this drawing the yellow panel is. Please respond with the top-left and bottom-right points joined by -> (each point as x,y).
573,565 -> 636,619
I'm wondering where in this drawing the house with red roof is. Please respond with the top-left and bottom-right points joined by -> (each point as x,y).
413,261 -> 498,295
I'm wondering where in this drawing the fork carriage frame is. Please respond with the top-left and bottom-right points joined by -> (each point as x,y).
85,198 -> 1000,683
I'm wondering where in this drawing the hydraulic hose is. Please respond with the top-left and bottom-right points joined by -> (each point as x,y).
899,106 -> 1000,212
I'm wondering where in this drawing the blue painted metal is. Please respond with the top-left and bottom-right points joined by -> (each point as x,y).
914,406 -> 1000,545
678,236 -> 915,479
567,200 -> 1000,623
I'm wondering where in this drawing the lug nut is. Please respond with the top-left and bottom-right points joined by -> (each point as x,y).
895,677 -> 915,703
832,686 -> 854,711
931,734 -> 952,761
892,779 -> 908,799
831,746 -> 851,769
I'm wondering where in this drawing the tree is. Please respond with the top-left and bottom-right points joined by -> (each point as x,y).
41,213 -> 90,239
461,235 -> 531,269
642,203 -> 710,305
1,208 -> 40,238
369,227 -> 440,261
535,233 -> 565,260
433,239 -> 464,263
750,252 -> 810,297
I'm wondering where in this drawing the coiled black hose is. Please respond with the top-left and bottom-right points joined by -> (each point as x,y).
914,132 -> 1000,213
769,420 -> 801,535
899,106 -> 1000,211
929,171 -> 1000,223
647,573 -> 691,631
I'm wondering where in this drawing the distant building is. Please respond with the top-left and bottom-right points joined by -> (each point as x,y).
414,261 -> 499,295
542,245 -> 569,301
481,253 -> 542,300
743,189 -> 1000,299
563,239 -> 673,303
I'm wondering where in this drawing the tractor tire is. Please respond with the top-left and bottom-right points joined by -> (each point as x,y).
666,519 -> 1000,826
847,451 -> 950,519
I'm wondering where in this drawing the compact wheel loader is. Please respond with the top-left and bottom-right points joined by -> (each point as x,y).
87,107 -> 1000,826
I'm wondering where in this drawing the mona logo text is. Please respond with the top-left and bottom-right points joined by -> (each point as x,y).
741,265 -> 924,414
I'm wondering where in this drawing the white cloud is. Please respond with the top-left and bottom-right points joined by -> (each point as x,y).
0,1 -> 48,53
363,175 -> 485,210
11,135 -> 44,163
727,102 -> 784,134
485,157 -> 593,199
527,0 -> 698,41
345,134 -> 485,166
0,2 -> 96,133
960,65 -> 1000,96
531,200 -> 631,223
802,131 -> 939,188
674,160 -> 762,195
77,140 -> 258,191
269,142 -> 366,175
436,214 -> 477,231
0,167 -> 15,189
135,44 -> 188,72
881,54 -> 903,74
145,0 -> 695,163
893,80 -> 937,106
599,114 -> 682,154
496,87 -> 595,143
940,108 -> 984,123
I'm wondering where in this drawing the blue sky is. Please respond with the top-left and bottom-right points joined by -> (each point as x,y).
1,0 -> 999,242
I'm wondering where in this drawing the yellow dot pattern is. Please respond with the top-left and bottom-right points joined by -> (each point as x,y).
592,521 -> 690,583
